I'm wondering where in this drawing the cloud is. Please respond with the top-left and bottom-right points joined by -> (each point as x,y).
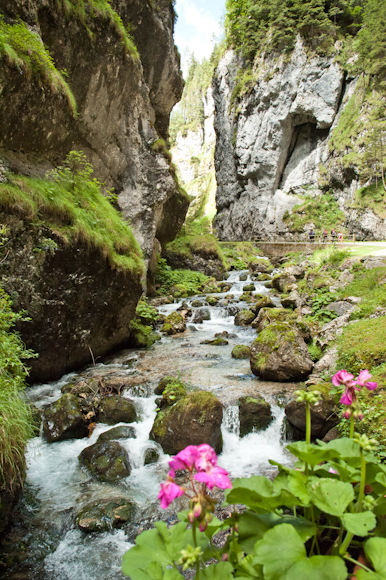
174,0 -> 222,74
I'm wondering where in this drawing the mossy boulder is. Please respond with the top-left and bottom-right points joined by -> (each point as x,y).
234,310 -> 256,326
76,498 -> 135,533
285,395 -> 339,439
149,391 -> 223,455
237,396 -> 273,437
79,441 -> 131,481
157,383 -> 188,407
250,296 -> 275,315
155,376 -> 187,396
200,337 -> 229,346
161,311 -> 186,335
43,393 -> 88,443
272,273 -> 297,292
257,273 -> 272,281
239,273 -> 248,281
96,425 -> 136,443
98,396 -> 137,425
250,322 -> 314,381
252,307 -> 292,331
206,296 -> 219,306
231,345 -> 251,359
128,324 -> 160,348
243,284 -> 255,292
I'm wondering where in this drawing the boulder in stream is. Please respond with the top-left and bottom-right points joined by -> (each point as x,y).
161,311 -> 186,335
79,441 -> 131,481
234,310 -> 256,326
149,391 -> 223,455
271,273 -> 297,292
96,425 -> 136,443
250,322 -> 314,381
43,393 -> 88,443
243,284 -> 255,292
237,396 -> 273,437
76,497 -> 135,533
143,447 -> 160,465
285,393 -> 339,439
231,345 -> 251,359
98,395 -> 137,425
239,273 -> 248,281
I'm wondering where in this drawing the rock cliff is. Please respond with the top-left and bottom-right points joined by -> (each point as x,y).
213,40 -> 386,241
0,0 -> 188,380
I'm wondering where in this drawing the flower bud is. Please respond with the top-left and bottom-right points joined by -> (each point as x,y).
193,503 -> 202,518
188,510 -> 194,524
222,554 -> 228,561
199,521 -> 207,532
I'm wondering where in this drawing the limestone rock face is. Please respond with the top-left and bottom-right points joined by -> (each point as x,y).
213,41 -> 344,240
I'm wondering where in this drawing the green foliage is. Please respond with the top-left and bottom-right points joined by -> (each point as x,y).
0,151 -> 143,275
165,218 -> 225,264
307,341 -> 323,362
155,258 -> 210,296
0,16 -> 77,114
55,0 -> 139,60
0,289 -> 35,493
311,290 -> 338,322
219,241 -> 264,270
122,435 -> 386,579
338,265 -> 386,318
337,316 -> 386,375
283,192 -> 346,233
134,300 -> 159,327
225,0 -> 363,64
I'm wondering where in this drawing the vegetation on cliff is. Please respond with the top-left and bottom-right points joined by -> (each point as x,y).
0,152 -> 144,275
0,288 -> 35,506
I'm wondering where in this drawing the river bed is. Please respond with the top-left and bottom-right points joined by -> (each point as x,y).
0,270 -> 298,580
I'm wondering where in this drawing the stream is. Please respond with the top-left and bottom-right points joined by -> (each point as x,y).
1,270 -> 298,580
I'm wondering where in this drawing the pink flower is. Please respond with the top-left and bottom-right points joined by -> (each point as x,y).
194,465 -> 232,490
332,370 -> 355,387
195,444 -> 218,471
329,467 -> 338,474
343,408 -> 352,419
169,445 -> 199,471
340,390 -> 354,406
356,370 -> 378,391
158,480 -> 184,509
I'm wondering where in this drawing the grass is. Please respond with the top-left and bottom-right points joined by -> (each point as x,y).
349,244 -> 386,257
155,258 -> 210,296
353,183 -> 386,220
0,17 -> 77,115
337,317 -> 386,374
55,0 -> 139,60
165,217 -> 225,263
282,192 -> 345,233
219,241 -> 265,270
338,265 -> 386,319
0,156 -> 143,275
0,289 -> 35,497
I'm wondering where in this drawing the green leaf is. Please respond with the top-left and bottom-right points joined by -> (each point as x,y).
357,537 -> 386,579
200,562 -> 234,580
307,478 -> 354,517
254,524 -> 347,580
341,511 -> 376,536
287,441 -> 338,467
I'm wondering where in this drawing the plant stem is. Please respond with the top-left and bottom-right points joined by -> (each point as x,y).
344,555 -> 373,573
357,448 -> 366,513
350,414 -> 355,438
306,401 -> 311,444
192,522 -> 200,580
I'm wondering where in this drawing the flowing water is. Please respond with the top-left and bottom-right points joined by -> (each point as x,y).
0,270 -> 298,580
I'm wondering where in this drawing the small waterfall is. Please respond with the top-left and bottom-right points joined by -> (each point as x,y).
222,405 -> 240,437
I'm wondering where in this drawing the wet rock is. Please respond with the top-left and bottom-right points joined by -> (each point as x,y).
43,394 -> 88,443
227,306 -> 240,316
192,312 -> 203,323
161,311 -> 186,335
250,296 -> 275,314
128,327 -> 161,348
96,425 -> 136,443
98,396 -> 137,425
200,337 -> 229,346
242,284 -> 255,292
234,310 -> 256,326
150,391 -> 223,455
76,498 -> 135,533
237,396 -> 273,437
154,376 -> 186,396
326,301 -> 356,317
194,308 -> 211,322
231,345 -> 251,359
188,325 -> 198,331
149,296 -> 174,306
239,273 -> 248,281
79,441 -> 131,481
250,322 -> 314,381
285,395 -> 339,439
143,447 -> 160,465
191,300 -> 203,307
272,273 -> 297,292
206,296 -> 219,306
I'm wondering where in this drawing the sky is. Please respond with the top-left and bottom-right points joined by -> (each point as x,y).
173,0 -> 226,76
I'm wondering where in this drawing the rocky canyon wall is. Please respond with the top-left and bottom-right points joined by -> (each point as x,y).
0,0 -> 188,381
213,40 -> 386,241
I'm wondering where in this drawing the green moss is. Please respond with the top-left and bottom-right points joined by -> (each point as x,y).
165,217 -> 225,265
155,376 -> 186,396
337,317 -> 386,375
56,0 -> 139,60
155,259 -> 210,296
0,17 -> 77,114
0,153 -> 143,275
338,265 -> 386,319
219,241 -> 263,271
231,345 -> 251,359
283,192 -> 345,233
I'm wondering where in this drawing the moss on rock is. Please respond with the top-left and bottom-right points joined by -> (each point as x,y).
231,345 -> 251,359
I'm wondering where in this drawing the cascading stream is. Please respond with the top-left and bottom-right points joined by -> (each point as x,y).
1,269 -> 296,580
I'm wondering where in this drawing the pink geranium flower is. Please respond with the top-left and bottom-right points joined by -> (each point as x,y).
169,445 -> 199,471
356,370 -> 377,391
195,444 -> 218,471
158,480 -> 184,509
332,370 -> 355,387
194,465 -> 232,490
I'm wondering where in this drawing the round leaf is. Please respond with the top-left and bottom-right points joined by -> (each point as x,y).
307,478 -> 354,517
